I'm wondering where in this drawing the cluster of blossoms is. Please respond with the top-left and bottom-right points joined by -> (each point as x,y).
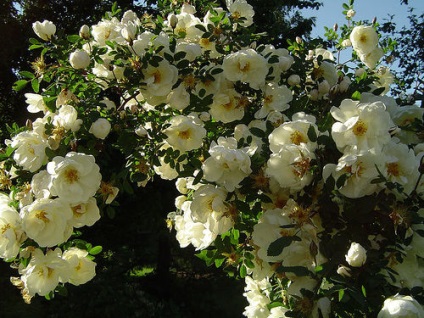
1,0 -> 423,316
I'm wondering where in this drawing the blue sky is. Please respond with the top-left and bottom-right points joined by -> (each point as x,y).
305,0 -> 424,38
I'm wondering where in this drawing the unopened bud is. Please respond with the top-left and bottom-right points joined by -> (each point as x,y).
346,9 -> 356,18
337,265 -> 351,277
372,17 -> 377,25
79,25 -> 90,40
168,13 -> 178,29
287,74 -> 301,86
25,119 -> 33,130
333,23 -> 338,32
296,36 -> 303,44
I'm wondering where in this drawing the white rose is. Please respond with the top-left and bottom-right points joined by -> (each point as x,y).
350,25 -> 379,55
47,152 -> 102,204
222,49 -> 268,89
69,50 -> 91,69
69,197 -> 101,228
0,194 -> 25,259
377,295 -> 424,318
21,198 -> 73,247
20,248 -> 70,297
32,20 -> 56,41
79,24 -> 90,39
345,242 -> 367,267
53,104 -> 83,132
229,0 -> 255,26
62,248 -> 96,286
164,115 -> 206,152
24,93 -> 47,113
287,74 -> 301,86
89,118 -> 111,139
10,131 -> 49,173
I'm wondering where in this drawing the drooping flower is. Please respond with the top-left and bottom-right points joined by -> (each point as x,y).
0,194 -> 25,259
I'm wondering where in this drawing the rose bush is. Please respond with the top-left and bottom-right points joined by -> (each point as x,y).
0,0 -> 423,316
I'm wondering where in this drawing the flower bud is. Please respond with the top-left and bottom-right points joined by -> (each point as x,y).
69,50 -> 90,69
135,125 -> 148,137
287,74 -> 301,86
355,67 -> 366,78
333,23 -> 338,32
168,13 -> 178,29
296,36 -> 303,44
346,9 -> 356,18
372,17 -> 377,25
309,89 -> 319,101
345,242 -> 367,267
121,21 -> 137,42
79,25 -> 90,39
89,118 -> 111,139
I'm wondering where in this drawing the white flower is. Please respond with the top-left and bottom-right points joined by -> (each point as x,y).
255,83 -> 292,119
62,248 -> 96,286
31,170 -> 51,199
346,9 -> 356,18
47,152 -> 102,204
391,105 -> 424,144
287,74 -> 301,86
350,25 -> 379,55
9,131 -> 49,173
153,143 -> 185,180
377,295 -> 424,318
164,115 -> 206,152
323,150 -> 383,198
79,24 -> 90,39
69,50 -> 91,69
20,198 -> 73,247
142,59 -> 178,97
68,197 -> 101,228
89,118 -> 111,140
229,0 -> 255,27
202,137 -> 252,192
174,201 -> 216,250
53,104 -> 83,132
167,84 -> 190,111
20,248 -> 69,297
243,276 -> 271,318
25,93 -> 47,113
345,242 -> 367,267
32,20 -> 56,41
330,99 -> 393,153
121,21 -> 137,42
382,141 -> 420,194
0,194 -> 25,259
91,18 -> 123,46
360,46 -> 384,69
266,144 -> 315,192
209,88 -> 245,123
176,42 -> 202,61
269,112 -> 318,153
222,49 -> 267,89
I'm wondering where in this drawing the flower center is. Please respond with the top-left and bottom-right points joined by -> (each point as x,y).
292,158 -> 311,178
35,210 -> 49,223
359,34 -> 368,44
238,61 -> 250,73
64,168 -> 79,184
72,204 -> 84,218
153,70 -> 162,84
290,130 -> 307,145
1,223 -> 11,234
264,95 -> 273,106
352,120 -> 368,136
386,162 -> 400,177
178,129 -> 192,140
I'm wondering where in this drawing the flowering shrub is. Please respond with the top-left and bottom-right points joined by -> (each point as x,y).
1,0 -> 423,316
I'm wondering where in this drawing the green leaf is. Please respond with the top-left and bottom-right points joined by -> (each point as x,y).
12,80 -> 28,91
307,125 -> 317,142
351,91 -> 361,100
276,265 -> 310,276
31,78 -> 40,93
89,246 -> 103,255
267,236 -> 301,257
19,71 -> 35,79
67,34 -> 81,43
338,289 -> 345,302
240,264 -> 247,278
